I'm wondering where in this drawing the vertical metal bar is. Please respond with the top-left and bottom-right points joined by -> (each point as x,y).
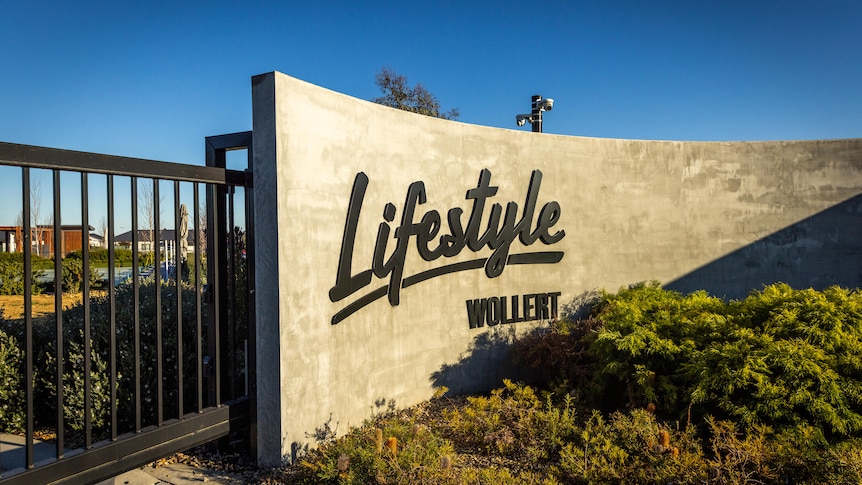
174,181 -> 183,418
194,184 -> 202,413
205,141 -> 226,409
244,153 -> 257,461
107,175 -> 117,441
226,186 -> 236,401
206,182 -> 221,406
131,177 -> 141,433
22,167 -> 34,468
81,172 -> 92,449
154,180 -> 162,425
52,169 -> 64,457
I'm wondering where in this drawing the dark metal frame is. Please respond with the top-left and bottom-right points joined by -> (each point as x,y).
205,132 -> 256,459
0,138 -> 254,484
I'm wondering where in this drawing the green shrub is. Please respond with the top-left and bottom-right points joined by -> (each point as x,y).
507,281 -> 862,481
80,278 -> 208,431
0,259 -> 45,295
443,381 -> 522,454
704,418 -> 779,484
298,282 -> 862,483
510,316 -> 600,403
823,438 -> 862,484
297,412 -> 455,484
60,257 -> 101,292
574,282 -> 862,438
589,282 -> 729,416
0,252 -> 52,270
457,467 -> 559,484
2,277 -> 214,441
291,378 -> 862,483
0,233 -> 241,447
40,335 -> 111,442
66,248 -> 133,266
0,316 -> 25,432
444,379 -> 578,462
685,284 -> 862,437
0,252 -> 55,271
555,409 -> 707,484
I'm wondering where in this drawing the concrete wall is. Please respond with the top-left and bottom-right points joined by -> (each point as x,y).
252,71 -> 862,465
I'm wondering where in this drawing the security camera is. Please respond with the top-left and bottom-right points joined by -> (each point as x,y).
538,98 -> 554,111
516,114 -> 532,126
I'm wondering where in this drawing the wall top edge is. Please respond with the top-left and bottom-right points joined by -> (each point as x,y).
254,70 -> 861,146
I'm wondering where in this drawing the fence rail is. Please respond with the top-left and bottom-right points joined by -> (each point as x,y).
0,137 -> 253,484
0,142 -> 246,184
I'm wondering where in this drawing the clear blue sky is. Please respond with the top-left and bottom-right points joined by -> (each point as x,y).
1,1 -> 860,229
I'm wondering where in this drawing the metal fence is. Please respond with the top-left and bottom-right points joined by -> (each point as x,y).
0,135 -> 253,484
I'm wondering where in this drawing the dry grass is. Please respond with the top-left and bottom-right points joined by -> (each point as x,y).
0,293 -> 90,320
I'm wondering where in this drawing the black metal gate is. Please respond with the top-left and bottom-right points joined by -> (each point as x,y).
0,133 -> 254,484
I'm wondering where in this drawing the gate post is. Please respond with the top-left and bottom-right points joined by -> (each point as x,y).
250,73 -> 285,466
205,131 -> 256,460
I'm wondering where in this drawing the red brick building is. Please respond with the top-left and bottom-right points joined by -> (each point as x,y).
0,225 -> 94,258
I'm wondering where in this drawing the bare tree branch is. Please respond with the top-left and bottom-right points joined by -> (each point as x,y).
372,67 -> 459,120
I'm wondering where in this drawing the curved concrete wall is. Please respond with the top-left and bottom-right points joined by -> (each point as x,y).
251,71 -> 862,465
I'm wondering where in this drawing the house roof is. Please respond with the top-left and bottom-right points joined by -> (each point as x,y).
114,229 -> 197,243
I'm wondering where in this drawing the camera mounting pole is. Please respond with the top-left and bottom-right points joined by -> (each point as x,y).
515,94 -> 553,133
531,95 -> 543,133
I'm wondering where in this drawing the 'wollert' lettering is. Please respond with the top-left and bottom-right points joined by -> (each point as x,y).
466,292 -> 562,329
329,169 -> 565,324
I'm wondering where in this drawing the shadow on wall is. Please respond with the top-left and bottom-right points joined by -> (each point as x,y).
429,195 -> 862,399
666,193 -> 862,299
430,326 -> 540,396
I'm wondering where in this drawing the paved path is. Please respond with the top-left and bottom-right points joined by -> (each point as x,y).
2,434 -> 245,484
97,463 -> 245,484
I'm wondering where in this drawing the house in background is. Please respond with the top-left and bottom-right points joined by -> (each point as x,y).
0,226 -> 19,253
89,232 -> 106,248
0,225 -> 95,258
114,229 -> 196,257
0,225 -> 199,259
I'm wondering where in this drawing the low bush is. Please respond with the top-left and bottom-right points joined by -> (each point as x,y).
297,412 -> 456,484
555,409 -> 707,484
515,282 -> 862,440
1,277 -> 217,442
587,282 -> 731,417
505,282 -> 862,482
0,309 -> 25,432
0,252 -> 52,269
509,316 -> 600,402
40,336 -> 111,441
0,259 -> 44,295
296,381 -> 862,484
59,277 -> 210,433
60,257 -> 101,292
66,247 -> 134,266
443,379 -> 578,462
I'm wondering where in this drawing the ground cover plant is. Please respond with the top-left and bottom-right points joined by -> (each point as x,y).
286,283 -> 862,484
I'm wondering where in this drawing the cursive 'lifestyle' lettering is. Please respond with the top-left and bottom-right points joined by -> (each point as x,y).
329,169 -> 565,324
